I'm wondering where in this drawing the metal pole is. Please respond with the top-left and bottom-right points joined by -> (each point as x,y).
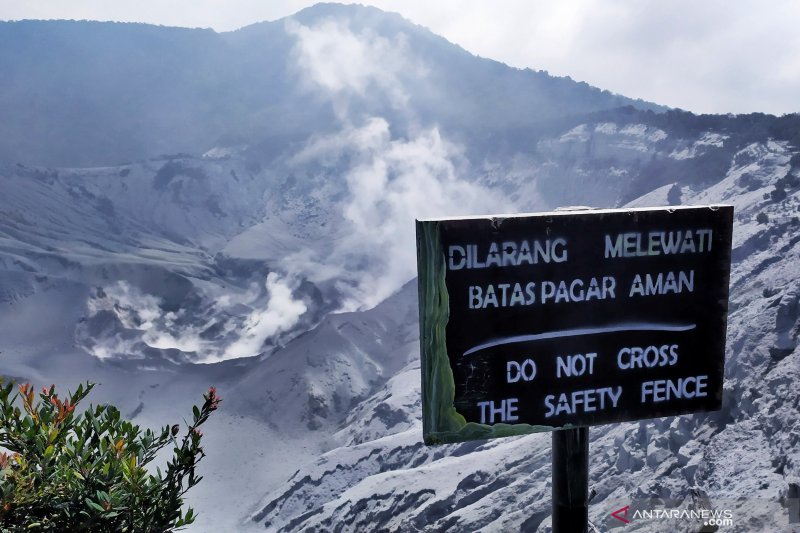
552,426 -> 589,533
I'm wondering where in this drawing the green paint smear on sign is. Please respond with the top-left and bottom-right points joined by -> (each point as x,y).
417,220 -> 465,439
417,220 -> 554,445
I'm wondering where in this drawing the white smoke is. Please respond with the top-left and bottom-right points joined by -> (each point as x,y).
224,273 -> 308,359
285,17 -> 425,117
283,116 -> 510,310
80,275 -> 306,363
75,15 -> 518,364
283,18 -> 514,310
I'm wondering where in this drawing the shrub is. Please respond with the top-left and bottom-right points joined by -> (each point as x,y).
756,212 -> 769,224
771,186 -> 788,202
776,171 -> 800,190
0,381 -> 220,531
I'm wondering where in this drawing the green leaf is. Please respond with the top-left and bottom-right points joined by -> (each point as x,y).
2,382 -> 216,530
86,499 -> 105,513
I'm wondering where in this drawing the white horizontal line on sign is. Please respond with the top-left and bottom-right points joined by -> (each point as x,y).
416,204 -> 729,222
462,323 -> 697,356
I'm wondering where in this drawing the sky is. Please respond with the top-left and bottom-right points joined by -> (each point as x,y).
1,1 -> 799,115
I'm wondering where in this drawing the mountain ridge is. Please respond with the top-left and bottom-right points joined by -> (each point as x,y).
0,2 -> 662,167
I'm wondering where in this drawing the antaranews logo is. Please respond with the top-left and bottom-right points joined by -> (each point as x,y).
609,504 -> 734,528
610,505 -> 630,524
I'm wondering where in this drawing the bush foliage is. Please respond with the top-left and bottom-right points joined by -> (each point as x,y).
0,381 -> 220,531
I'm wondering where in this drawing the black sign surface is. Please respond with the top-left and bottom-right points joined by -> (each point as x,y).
416,206 -> 733,444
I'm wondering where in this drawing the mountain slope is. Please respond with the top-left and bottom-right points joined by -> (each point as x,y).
251,134 -> 800,532
0,3 -> 660,167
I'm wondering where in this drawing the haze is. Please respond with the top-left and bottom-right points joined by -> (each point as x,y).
1,0 -> 798,115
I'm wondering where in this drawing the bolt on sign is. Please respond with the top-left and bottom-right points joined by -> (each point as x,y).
416,205 -> 733,444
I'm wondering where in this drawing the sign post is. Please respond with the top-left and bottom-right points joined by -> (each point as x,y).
552,427 -> 589,533
416,205 -> 734,529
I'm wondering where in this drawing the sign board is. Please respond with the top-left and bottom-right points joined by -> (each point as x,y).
416,205 -> 733,444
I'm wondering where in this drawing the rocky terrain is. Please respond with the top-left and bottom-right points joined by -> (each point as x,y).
251,133 -> 800,533
0,4 -> 798,531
